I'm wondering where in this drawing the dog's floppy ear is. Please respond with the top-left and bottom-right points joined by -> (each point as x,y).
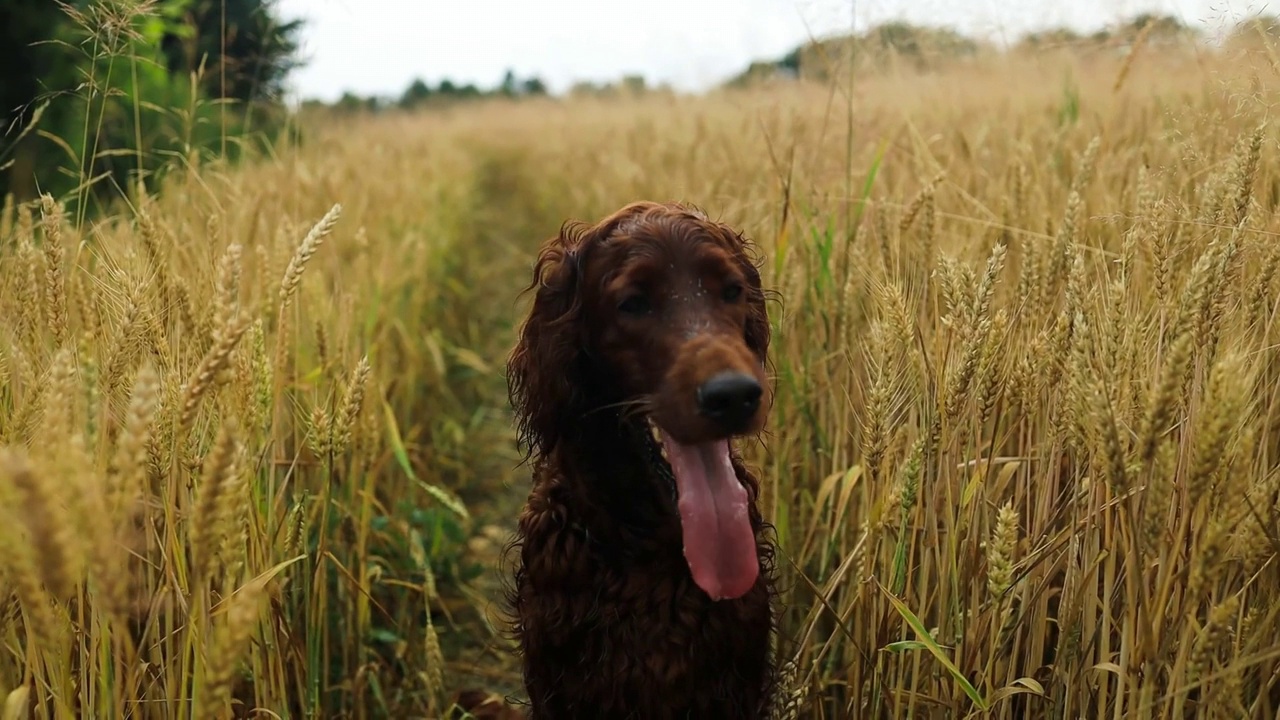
507,206 -> 643,460
508,222 -> 588,461
508,202 -> 705,459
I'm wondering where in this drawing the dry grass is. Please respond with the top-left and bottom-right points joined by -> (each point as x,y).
4,13 -> 1280,720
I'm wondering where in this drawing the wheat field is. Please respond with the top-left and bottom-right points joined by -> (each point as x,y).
2,20 -> 1280,720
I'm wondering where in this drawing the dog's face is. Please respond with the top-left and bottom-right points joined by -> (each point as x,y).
507,201 -> 773,600
580,208 -> 772,445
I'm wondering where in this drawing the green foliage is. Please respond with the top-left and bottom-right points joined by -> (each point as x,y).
522,76 -> 549,96
725,13 -> 1207,88
0,0 -> 302,215
1018,13 -> 1196,51
161,0 -> 304,102
1058,71 -> 1081,127
725,19 -> 994,86
0,0 -> 74,133
401,79 -> 433,107
317,69 -> 552,115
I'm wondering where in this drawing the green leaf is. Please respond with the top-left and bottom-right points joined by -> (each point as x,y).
381,398 -> 469,521
878,580 -> 988,710
851,138 -> 889,235
884,640 -> 932,653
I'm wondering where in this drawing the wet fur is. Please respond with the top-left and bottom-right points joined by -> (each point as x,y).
501,201 -> 781,719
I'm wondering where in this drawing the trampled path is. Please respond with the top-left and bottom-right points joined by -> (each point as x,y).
440,457 -> 530,708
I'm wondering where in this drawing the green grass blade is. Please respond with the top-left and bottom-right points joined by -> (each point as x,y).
878,580 -> 988,711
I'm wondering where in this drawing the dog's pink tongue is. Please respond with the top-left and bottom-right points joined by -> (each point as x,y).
660,430 -> 758,600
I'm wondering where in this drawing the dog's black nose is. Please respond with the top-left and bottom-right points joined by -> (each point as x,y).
697,372 -> 762,430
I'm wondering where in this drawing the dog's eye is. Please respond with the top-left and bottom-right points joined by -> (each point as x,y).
618,294 -> 651,315
722,283 -> 743,302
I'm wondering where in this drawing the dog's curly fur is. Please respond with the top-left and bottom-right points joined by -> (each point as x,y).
501,201 -> 781,719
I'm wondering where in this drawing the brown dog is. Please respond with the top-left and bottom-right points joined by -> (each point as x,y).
503,201 -> 779,719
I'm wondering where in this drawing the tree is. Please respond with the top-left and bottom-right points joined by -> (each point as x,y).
161,0 -> 304,103
1,0 -> 304,205
621,75 -> 647,94
0,0 -> 74,133
1118,13 -> 1196,44
521,77 -> 548,96
335,91 -> 380,113
1017,28 -> 1085,50
778,48 -> 801,73
499,69 -> 518,97
400,78 -> 432,108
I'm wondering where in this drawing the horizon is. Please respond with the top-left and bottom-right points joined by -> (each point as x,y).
274,0 -> 1263,103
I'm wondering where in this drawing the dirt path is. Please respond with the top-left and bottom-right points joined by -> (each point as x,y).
426,154 -> 578,713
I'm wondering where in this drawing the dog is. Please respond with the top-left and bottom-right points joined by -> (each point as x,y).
503,201 -> 780,719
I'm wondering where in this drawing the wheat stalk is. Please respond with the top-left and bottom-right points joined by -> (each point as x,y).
333,356 -> 371,454
108,362 -> 161,513
986,501 -> 1020,598
39,195 -> 68,349
190,419 -> 240,583
0,450 -> 64,649
199,577 -> 269,718
279,204 -> 342,311
177,312 -> 251,438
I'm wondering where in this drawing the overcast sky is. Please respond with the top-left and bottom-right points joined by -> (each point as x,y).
274,0 -> 1260,102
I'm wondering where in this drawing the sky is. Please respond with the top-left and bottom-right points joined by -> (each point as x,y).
273,0 -> 1269,102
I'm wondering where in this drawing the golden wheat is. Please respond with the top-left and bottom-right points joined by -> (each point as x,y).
189,419 -> 240,583
197,577 -> 269,718
1,13 -> 1279,718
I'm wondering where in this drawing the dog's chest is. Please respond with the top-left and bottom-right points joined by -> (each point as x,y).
581,557 -> 773,708
610,556 -> 768,636
517,478 -> 775,718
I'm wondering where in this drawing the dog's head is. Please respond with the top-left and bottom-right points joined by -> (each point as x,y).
507,201 -> 773,599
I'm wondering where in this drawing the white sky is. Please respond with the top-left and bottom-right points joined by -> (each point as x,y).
274,0 -> 1268,102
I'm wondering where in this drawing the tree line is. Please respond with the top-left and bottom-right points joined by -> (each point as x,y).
310,71 -> 661,115
318,69 -> 550,114
726,13 -> 1278,85
7,4 -> 1277,212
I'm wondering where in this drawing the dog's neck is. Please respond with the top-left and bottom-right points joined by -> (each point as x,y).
553,408 -> 681,539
